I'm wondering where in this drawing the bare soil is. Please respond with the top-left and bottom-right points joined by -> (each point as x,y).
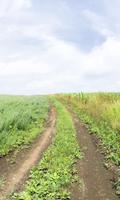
70,111 -> 119,200
0,107 -> 56,200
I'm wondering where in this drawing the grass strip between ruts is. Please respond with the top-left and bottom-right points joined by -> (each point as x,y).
12,100 -> 81,200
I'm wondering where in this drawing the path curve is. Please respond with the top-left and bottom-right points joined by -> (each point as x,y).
0,107 -> 56,200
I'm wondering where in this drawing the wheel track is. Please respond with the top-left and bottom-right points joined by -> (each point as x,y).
70,110 -> 119,200
0,107 -> 56,200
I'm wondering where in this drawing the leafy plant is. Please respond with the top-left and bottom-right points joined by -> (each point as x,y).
12,100 -> 81,200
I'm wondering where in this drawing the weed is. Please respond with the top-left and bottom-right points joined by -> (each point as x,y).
12,100 -> 81,200
0,176 -> 5,188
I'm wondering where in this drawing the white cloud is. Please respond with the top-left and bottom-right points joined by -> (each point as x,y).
82,0 -> 120,39
81,37 -> 118,73
0,0 -> 32,18
1,34 -> 120,93
27,80 -> 56,90
0,0 -> 120,94
0,59 -> 51,76
82,9 -> 114,37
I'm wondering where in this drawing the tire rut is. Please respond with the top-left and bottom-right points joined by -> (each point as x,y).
0,107 -> 56,200
70,111 -> 119,200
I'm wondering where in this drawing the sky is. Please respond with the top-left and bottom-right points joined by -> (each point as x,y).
0,0 -> 120,94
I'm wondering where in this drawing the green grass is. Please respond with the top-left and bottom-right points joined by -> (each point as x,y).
12,100 -> 81,200
58,93 -> 120,195
0,95 -> 49,156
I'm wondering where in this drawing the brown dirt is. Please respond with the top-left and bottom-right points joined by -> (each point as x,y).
0,107 -> 56,200
70,111 -> 119,200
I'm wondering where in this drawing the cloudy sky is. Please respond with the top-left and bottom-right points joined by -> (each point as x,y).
0,0 -> 120,94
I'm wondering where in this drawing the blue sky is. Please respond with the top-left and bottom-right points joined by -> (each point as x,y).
0,0 -> 120,94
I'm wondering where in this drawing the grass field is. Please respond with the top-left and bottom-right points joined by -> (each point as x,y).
0,95 -> 49,156
0,94 -> 119,198
57,93 -> 120,195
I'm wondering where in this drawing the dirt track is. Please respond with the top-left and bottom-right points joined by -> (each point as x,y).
70,111 -> 119,200
0,104 -> 119,200
0,107 -> 56,200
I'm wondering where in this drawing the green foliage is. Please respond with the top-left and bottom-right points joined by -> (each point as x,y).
59,93 -> 120,165
0,96 -> 49,156
0,176 -> 5,188
102,101 -> 120,130
12,100 -> 81,200
115,177 -> 120,195
58,93 -> 120,195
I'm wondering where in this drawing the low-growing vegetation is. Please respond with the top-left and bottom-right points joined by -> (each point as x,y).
12,100 -> 81,200
57,93 -> 120,195
0,93 -> 119,198
0,96 -> 49,156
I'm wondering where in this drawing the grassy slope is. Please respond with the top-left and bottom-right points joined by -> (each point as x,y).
13,100 -> 81,200
0,96 -> 49,156
58,93 -> 120,195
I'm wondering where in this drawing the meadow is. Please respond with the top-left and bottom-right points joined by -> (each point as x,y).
0,95 -> 49,156
0,94 -> 119,199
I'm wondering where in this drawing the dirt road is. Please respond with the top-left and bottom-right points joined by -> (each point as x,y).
70,111 -> 119,200
0,104 -> 119,200
0,107 -> 56,200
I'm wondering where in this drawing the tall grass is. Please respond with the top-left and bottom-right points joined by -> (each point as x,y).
0,96 -> 49,156
67,93 -> 120,131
